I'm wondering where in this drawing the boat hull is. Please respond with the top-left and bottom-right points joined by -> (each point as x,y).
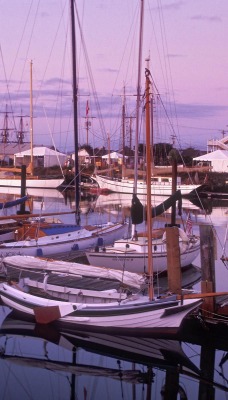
0,223 -> 128,259
95,175 -> 201,196
0,177 -> 64,189
86,238 -> 200,274
0,283 -> 202,336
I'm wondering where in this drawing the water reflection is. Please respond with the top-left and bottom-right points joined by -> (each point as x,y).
0,311 -> 227,400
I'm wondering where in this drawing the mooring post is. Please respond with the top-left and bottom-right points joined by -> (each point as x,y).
17,165 -> 27,215
199,224 -> 216,315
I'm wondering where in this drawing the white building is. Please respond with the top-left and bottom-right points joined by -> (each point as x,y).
207,136 -> 228,152
102,151 -> 128,165
14,146 -> 67,168
193,150 -> 228,173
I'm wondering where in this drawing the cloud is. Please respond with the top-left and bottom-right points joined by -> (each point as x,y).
161,1 -> 184,11
150,1 -> 184,12
167,54 -> 185,59
174,102 -> 228,119
191,15 -> 221,22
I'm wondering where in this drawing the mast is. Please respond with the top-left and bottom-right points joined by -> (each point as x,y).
30,60 -> 34,176
122,85 -> 126,169
131,0 -> 144,240
70,0 -> 80,223
133,0 -> 144,195
145,60 -> 153,300
17,113 -> 25,144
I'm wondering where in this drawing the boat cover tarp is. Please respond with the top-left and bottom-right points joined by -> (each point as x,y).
2,255 -> 146,289
0,195 -> 29,210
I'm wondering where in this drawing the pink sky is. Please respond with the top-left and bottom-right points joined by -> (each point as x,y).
0,0 -> 227,153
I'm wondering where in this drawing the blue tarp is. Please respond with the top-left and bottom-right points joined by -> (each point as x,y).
0,195 -> 29,210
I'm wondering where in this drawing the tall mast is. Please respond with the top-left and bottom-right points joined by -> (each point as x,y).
70,0 -> 80,222
131,0 -> 144,240
133,0 -> 144,195
30,60 -> 34,176
145,59 -> 153,300
122,85 -> 126,169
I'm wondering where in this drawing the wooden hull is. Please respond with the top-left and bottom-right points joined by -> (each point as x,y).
0,283 -> 203,336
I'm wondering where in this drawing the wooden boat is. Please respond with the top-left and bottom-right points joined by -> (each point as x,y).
0,281 -> 203,336
0,255 -> 202,294
0,220 -> 128,258
1,254 -> 145,294
94,173 -> 203,197
0,195 -> 30,242
87,73 -> 201,275
85,227 -> 200,275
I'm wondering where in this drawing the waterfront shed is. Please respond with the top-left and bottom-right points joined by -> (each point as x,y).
14,146 -> 67,168
193,150 -> 228,173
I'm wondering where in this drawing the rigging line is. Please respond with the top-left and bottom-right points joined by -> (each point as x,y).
151,81 -> 177,139
108,5 -> 139,138
35,2 -> 68,109
157,0 -> 181,137
74,6 -> 108,147
0,4 -> 36,136
148,1 -> 184,149
42,107 -> 64,178
222,222 -> 228,256
112,4 -> 139,95
0,47 -> 17,132
15,1 -> 40,94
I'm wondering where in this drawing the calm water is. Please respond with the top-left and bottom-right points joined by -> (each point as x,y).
0,189 -> 227,399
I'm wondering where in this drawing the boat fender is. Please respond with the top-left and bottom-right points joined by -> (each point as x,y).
97,237 -> 103,246
162,228 -> 189,243
36,248 -> 43,257
72,243 -> 79,251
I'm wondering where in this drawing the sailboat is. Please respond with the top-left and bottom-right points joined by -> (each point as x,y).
94,172 -> 202,197
85,227 -> 200,275
0,3 -> 128,259
0,0 -> 203,337
86,64 -> 200,275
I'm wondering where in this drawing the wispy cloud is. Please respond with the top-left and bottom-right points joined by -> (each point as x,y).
175,103 -> 228,118
191,15 -> 221,22
161,1 -> 185,11
167,54 -> 185,58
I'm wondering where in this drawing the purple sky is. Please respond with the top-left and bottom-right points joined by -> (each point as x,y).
0,0 -> 227,153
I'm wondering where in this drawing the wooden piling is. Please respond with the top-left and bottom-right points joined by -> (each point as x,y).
199,224 -> 216,315
166,226 -> 182,295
